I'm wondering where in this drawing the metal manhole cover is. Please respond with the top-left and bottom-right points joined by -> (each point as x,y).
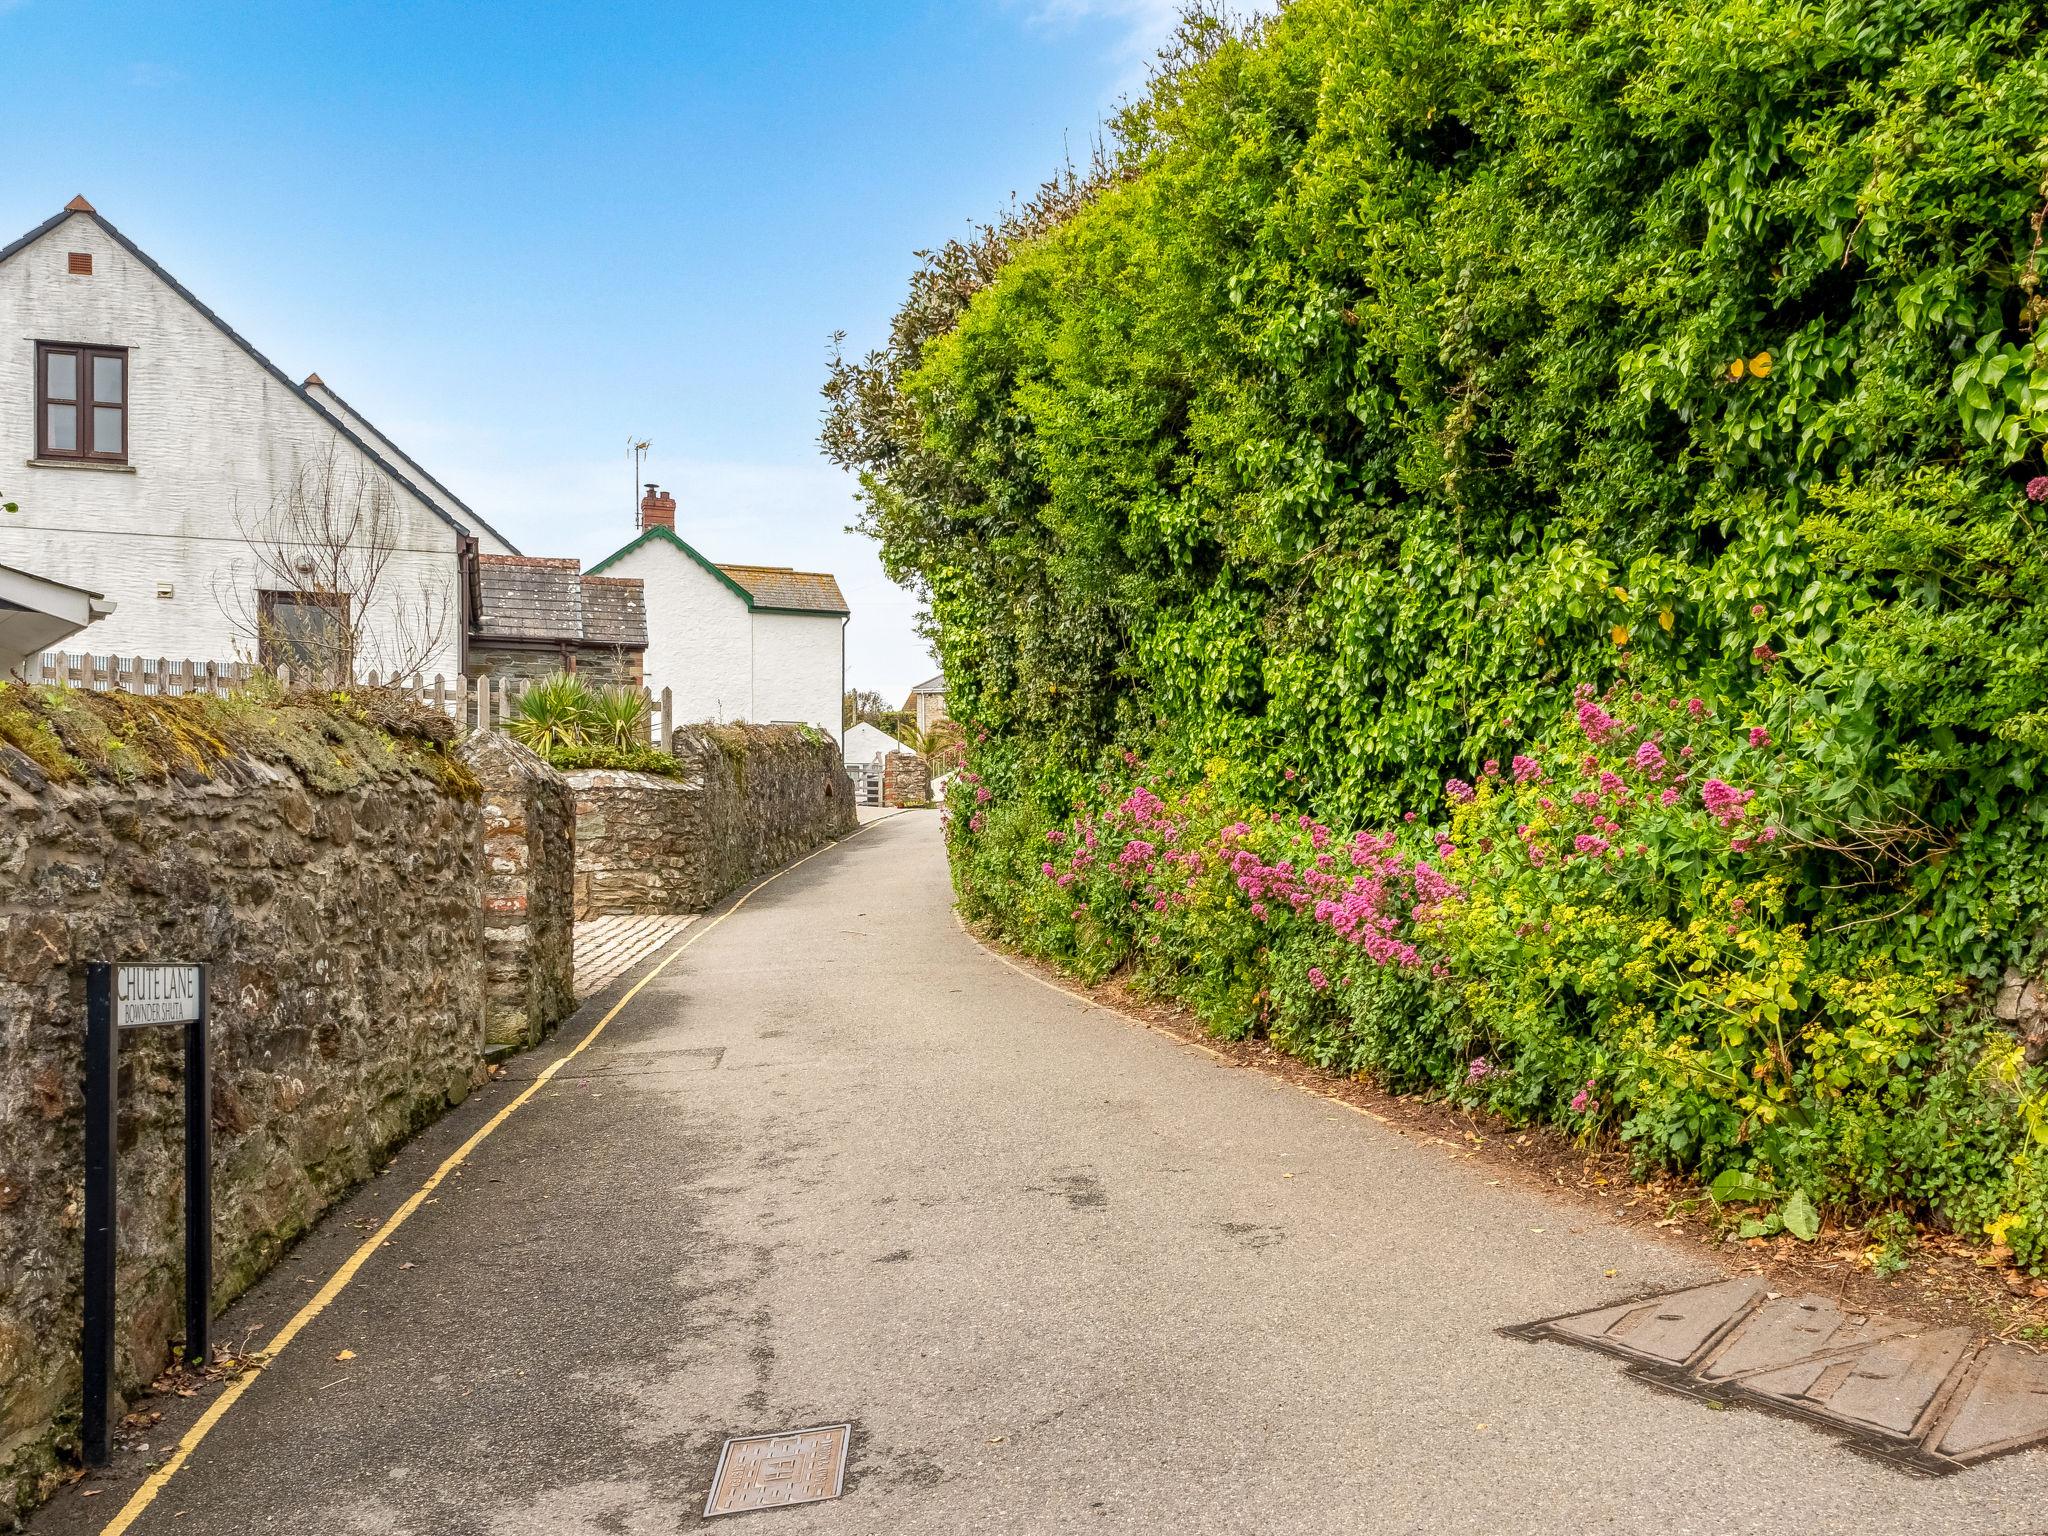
1508,1279 -> 2048,1473
704,1423 -> 852,1517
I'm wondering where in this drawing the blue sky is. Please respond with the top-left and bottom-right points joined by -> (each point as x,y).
0,0 -> 1192,699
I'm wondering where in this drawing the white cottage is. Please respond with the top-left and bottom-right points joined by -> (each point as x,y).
0,197 -> 521,679
589,486 -> 849,746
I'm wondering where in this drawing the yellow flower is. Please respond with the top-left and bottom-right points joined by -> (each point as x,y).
1749,351 -> 1773,378
1728,357 -> 1746,379
1985,1212 -> 2028,1247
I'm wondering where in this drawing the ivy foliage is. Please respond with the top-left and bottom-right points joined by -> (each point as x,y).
830,0 -> 2048,977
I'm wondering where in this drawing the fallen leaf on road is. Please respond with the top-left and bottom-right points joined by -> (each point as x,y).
334,1349 -> 356,1361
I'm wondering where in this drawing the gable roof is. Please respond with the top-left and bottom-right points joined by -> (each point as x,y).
302,376 -> 521,556
588,525 -> 850,615
910,674 -> 945,695
0,199 -> 520,555
473,555 -> 646,648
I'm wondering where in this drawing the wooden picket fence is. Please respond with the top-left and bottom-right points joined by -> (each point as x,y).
22,652 -> 677,748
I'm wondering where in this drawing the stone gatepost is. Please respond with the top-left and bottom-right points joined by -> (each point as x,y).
462,733 -> 576,1052
881,751 -> 930,807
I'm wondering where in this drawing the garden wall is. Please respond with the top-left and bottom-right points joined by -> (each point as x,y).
569,724 -> 856,918
0,693 -> 484,1523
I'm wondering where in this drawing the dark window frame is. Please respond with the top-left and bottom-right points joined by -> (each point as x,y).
36,342 -> 128,463
256,588 -> 352,677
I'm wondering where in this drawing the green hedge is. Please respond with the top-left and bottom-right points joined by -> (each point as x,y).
837,1 -> 2048,1259
835,0 -> 2048,976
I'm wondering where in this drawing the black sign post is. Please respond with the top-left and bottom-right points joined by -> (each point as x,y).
81,962 -> 210,1466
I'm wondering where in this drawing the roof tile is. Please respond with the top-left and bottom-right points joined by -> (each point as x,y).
474,555 -> 648,647
716,564 -> 850,614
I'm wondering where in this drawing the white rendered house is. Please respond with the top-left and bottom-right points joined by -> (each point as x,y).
0,197 -> 519,679
589,486 -> 848,746
843,720 -> 908,766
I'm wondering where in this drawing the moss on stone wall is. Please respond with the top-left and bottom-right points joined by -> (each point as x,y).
0,683 -> 478,799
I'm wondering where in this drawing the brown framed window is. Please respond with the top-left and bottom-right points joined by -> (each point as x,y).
257,589 -> 351,678
37,343 -> 128,462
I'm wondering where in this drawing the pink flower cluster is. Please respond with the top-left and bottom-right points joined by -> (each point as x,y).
1700,778 -> 1754,826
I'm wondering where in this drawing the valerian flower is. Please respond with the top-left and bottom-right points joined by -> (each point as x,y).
1576,700 -> 1623,744
1701,779 -> 1755,825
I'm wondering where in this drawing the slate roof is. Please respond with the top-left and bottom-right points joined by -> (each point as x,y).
716,564 -> 850,615
579,576 -> 648,647
910,673 -> 945,695
473,556 -> 647,647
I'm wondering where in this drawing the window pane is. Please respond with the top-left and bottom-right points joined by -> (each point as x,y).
92,354 -> 123,404
261,593 -> 350,675
93,406 -> 123,453
46,404 -> 76,452
45,352 -> 75,401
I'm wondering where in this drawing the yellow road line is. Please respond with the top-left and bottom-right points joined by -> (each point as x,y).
99,813 -> 900,1535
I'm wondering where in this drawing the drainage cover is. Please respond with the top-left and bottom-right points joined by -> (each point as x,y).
1508,1279 -> 2048,1474
704,1424 -> 852,1517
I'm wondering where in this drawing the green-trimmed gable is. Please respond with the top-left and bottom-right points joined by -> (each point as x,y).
587,525 -> 761,609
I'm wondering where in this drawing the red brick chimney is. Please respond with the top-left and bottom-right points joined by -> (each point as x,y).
640,483 -> 677,533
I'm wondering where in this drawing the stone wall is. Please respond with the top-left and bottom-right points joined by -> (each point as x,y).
465,734 -> 575,1053
569,725 -> 857,918
882,751 -> 931,808
565,770 -> 704,918
1995,969 -> 2048,1063
0,703 -> 484,1522
465,642 -> 644,689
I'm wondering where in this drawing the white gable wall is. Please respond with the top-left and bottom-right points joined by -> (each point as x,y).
596,535 -> 845,746
842,720 -> 906,765
599,537 -> 754,725
0,213 -> 471,677
751,609 -> 843,747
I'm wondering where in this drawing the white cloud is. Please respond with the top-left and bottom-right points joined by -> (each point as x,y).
1016,0 -> 1277,79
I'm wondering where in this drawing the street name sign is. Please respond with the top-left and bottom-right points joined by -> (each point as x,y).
81,961 -> 212,1465
114,964 -> 203,1028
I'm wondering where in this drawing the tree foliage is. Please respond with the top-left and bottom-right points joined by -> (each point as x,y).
831,0 -> 2048,979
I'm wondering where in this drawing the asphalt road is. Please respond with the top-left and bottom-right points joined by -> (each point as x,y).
33,812 -> 2048,1535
